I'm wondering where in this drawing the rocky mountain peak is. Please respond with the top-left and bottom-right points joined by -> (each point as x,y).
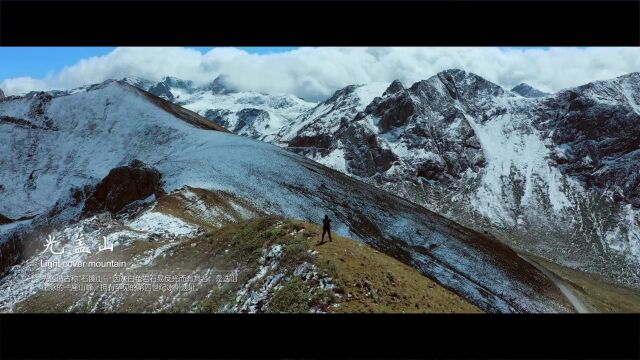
200,74 -> 234,94
121,76 -> 155,90
324,84 -> 361,105
437,68 -> 468,77
145,76 -> 198,101
511,83 -> 550,97
160,76 -> 194,90
433,68 -> 506,99
148,81 -> 175,101
608,71 -> 640,86
560,72 -> 640,100
383,80 -> 405,96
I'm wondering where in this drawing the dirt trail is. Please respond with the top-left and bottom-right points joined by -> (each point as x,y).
519,255 -> 589,313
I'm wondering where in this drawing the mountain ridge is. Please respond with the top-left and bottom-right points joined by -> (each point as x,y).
511,83 -> 550,98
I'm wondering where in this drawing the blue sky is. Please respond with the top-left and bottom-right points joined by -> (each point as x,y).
0,47 -> 299,80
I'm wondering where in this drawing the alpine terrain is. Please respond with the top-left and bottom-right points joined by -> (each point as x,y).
0,80 -> 582,313
2,68 -> 639,313
126,70 -> 640,292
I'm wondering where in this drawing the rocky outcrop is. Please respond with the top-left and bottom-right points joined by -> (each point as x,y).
121,77 -> 155,91
282,83 -> 389,151
363,85 -> 416,132
148,81 -> 175,101
339,124 -> 397,178
511,83 -> 550,98
0,88 -> 5,99
83,160 -> 165,214
319,71 -> 487,182
161,76 -> 194,91
0,213 -> 12,224
436,69 -> 506,101
383,80 -> 405,96
235,108 -> 270,134
148,76 -> 195,101
204,108 -> 234,129
288,134 -> 332,150
538,75 -> 640,207
27,92 -> 52,117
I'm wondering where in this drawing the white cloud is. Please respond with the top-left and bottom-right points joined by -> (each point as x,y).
1,76 -> 50,94
2,47 -> 640,101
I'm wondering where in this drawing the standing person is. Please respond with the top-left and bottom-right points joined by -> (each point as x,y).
320,214 -> 333,244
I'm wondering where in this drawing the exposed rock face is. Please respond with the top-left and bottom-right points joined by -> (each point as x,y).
308,71 -> 488,183
161,76 -> 195,90
339,124 -> 397,178
201,75 -> 234,94
436,68 -> 507,101
147,77 -> 194,102
0,213 -> 12,225
121,76 -> 155,91
204,108 -> 234,129
288,134 -> 332,151
281,82 -> 390,155
83,160 -> 165,214
364,83 -> 416,132
0,88 -> 5,99
27,92 -> 53,118
383,80 -> 405,96
511,83 -> 550,98
235,108 -> 270,134
288,70 -> 639,207
148,81 -> 175,101
204,108 -> 276,139
536,73 -> 640,208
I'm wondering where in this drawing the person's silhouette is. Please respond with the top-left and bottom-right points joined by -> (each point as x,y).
320,214 -> 332,243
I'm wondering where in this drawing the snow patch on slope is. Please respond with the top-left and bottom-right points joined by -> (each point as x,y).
353,82 -> 390,108
465,109 -> 572,225
127,211 -> 198,237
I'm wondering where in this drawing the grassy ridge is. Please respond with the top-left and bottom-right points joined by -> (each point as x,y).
15,216 -> 480,313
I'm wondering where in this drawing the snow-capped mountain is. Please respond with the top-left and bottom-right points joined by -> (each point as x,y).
123,75 -> 316,142
276,82 -> 390,148
0,80 -> 577,313
277,70 -> 640,288
115,70 -> 639,288
511,83 -> 550,98
121,76 -> 156,92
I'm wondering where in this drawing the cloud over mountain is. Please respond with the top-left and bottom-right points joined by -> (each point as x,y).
2,47 -> 640,101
